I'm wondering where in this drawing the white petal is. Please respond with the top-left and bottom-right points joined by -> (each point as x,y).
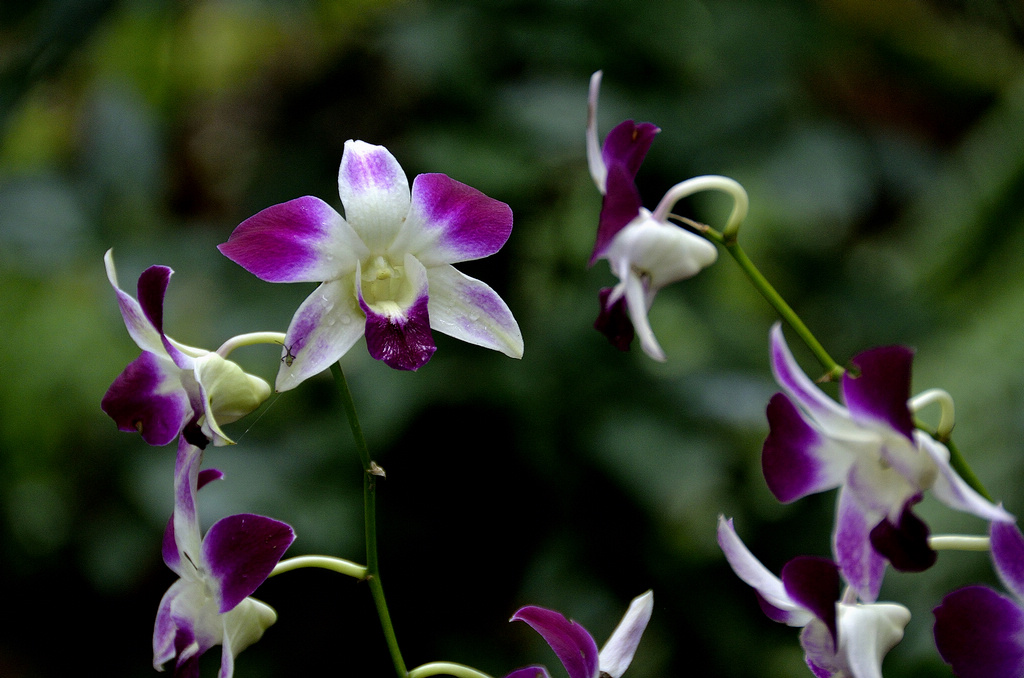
337,140 -> 411,252
598,590 -> 653,678
218,597 -> 277,678
716,516 -> 811,625
604,212 -> 717,292
587,71 -> 607,194
837,602 -> 910,678
425,264 -> 523,359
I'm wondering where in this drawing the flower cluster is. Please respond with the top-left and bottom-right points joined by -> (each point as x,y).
102,140 -> 528,676
583,69 -> 1024,678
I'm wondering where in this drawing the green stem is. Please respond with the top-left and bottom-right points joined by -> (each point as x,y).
270,555 -> 368,579
700,227 -> 844,381
408,663 -> 495,678
929,535 -> 990,551
945,436 -> 994,502
331,362 -> 408,678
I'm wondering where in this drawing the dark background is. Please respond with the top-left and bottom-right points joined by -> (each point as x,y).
3,0 -> 1024,676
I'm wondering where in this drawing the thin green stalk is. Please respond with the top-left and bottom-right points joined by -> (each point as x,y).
270,555 -> 368,579
331,362 -> 408,678
699,226 -> 844,381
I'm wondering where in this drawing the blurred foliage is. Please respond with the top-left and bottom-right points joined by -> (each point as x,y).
2,0 -> 1024,676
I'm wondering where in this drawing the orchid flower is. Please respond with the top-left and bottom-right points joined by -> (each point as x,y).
504,590 -> 653,678
101,250 -> 272,447
154,438 -> 295,678
718,516 -> 910,678
218,140 -> 523,387
934,520 -> 1024,678
586,71 -> 727,361
762,323 -> 1012,601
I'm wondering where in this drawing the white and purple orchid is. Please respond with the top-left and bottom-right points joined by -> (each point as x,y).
218,140 -> 523,387
154,439 -> 295,678
762,323 -> 1012,601
718,516 -> 910,678
586,71 -> 719,361
933,520 -> 1024,678
101,250 -> 271,448
505,590 -> 653,678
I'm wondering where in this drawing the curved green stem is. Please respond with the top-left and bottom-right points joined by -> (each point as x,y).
270,555 -> 368,579
216,331 -> 288,358
331,362 -> 408,678
408,663 -> 495,678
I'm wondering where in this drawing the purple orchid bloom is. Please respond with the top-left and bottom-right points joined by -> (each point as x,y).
505,590 -> 653,678
154,438 -> 295,678
101,250 -> 271,447
718,516 -> 910,678
762,323 -> 1012,601
218,140 -> 523,386
934,520 -> 1024,678
586,71 -> 718,361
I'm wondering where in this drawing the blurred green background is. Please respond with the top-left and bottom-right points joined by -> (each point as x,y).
3,0 -> 1024,676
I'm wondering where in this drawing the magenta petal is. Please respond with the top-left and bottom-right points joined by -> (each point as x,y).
601,120 -> 660,180
868,498 -> 936,572
219,196 -> 353,283
763,393 -> 834,503
511,606 -> 600,678
202,513 -> 295,613
591,163 -> 643,263
360,293 -> 436,371
588,120 -> 659,263
404,173 -> 513,265
102,352 -> 191,446
934,585 -> 1024,678
842,346 -> 915,440
991,521 -> 1024,601
781,557 -> 840,645
594,288 -> 634,351
136,266 -> 172,335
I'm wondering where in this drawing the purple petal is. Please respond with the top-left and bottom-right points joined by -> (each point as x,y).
361,294 -> 436,370
799,619 -> 839,678
601,121 -> 660,184
337,140 -> 411,251
934,585 -> 1024,678
763,393 -> 845,503
781,557 -> 840,645
218,196 -> 361,283
591,162 -> 643,263
991,521 -> 1024,602
399,173 -> 513,266
135,265 -> 197,370
358,256 -> 436,371
202,513 -> 295,613
276,278 -> 365,392
505,667 -> 553,678
511,606 -> 600,678
102,351 -> 191,446
841,346 -> 915,440
833,488 -> 887,602
424,264 -> 523,359
162,467 -> 224,570
588,120 -> 659,263
868,498 -> 936,572
594,288 -> 634,351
